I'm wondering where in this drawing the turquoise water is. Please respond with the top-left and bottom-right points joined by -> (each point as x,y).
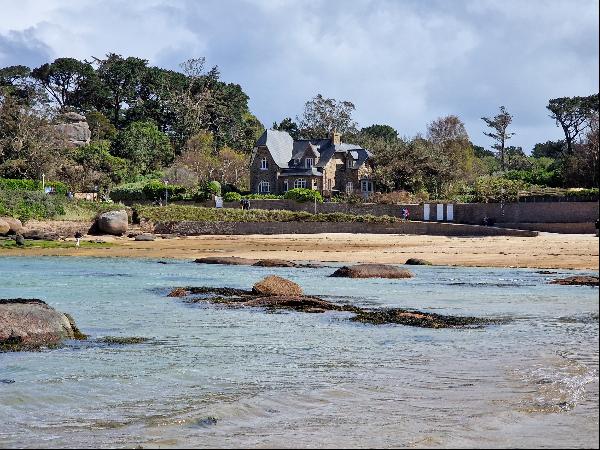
0,256 -> 598,448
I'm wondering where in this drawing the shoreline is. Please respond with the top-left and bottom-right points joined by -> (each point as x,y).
1,232 -> 598,270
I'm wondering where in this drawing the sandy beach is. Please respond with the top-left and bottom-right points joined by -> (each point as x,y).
1,231 -> 598,270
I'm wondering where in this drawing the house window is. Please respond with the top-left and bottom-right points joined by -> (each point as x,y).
305,158 -> 314,168
283,180 -> 289,192
346,182 -> 353,194
347,158 -> 354,169
327,179 -> 333,191
294,178 -> 306,189
361,180 -> 372,192
312,178 -> 318,190
260,157 -> 268,170
259,181 -> 270,193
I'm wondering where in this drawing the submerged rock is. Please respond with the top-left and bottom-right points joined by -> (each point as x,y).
96,336 -> 151,345
405,258 -> 432,266
167,287 -> 190,297
0,299 -> 85,351
97,210 -> 128,235
330,264 -> 414,279
550,276 -> 599,286
252,275 -> 303,297
194,256 -> 258,265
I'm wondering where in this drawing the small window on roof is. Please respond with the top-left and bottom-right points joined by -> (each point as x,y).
305,158 -> 314,168
260,157 -> 268,170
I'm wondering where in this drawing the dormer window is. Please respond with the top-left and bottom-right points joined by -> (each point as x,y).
260,157 -> 268,170
305,158 -> 314,168
347,158 -> 354,169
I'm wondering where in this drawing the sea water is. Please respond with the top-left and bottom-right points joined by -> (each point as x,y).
0,256 -> 598,448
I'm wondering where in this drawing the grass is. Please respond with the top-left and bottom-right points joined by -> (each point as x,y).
0,239 -> 114,249
135,205 -> 399,224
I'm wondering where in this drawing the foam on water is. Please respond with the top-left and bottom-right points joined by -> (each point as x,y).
0,256 -> 598,448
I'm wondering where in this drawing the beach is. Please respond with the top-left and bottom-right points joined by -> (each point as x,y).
1,230 -> 598,270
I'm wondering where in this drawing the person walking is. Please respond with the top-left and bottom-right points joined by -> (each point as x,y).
74,231 -> 82,247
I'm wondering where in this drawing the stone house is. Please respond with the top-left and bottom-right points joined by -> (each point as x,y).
249,129 -> 374,197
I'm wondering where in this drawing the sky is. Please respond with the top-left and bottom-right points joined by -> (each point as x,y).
0,0 -> 598,152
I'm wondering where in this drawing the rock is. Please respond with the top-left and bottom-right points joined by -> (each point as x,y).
253,259 -> 297,268
0,219 -> 9,235
21,230 -> 58,240
244,295 -> 339,312
0,299 -> 85,351
97,336 -> 151,345
405,258 -> 432,266
14,234 -> 25,246
167,288 -> 189,297
194,256 -> 258,265
97,210 -> 128,235
351,308 -> 492,328
252,275 -> 303,297
0,217 -> 22,235
550,276 -> 599,286
54,112 -> 91,147
330,264 -> 414,279
134,233 -> 156,241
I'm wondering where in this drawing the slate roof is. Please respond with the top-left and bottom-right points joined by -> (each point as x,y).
255,129 -> 371,169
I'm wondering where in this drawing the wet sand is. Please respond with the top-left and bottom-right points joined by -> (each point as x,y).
1,232 -> 598,270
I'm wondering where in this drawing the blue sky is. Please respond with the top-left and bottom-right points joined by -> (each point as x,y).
0,0 -> 598,152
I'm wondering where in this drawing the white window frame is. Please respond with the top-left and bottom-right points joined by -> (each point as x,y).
283,179 -> 289,192
305,158 -> 314,168
294,178 -> 306,189
312,178 -> 318,190
260,157 -> 268,170
346,181 -> 353,194
258,181 -> 270,193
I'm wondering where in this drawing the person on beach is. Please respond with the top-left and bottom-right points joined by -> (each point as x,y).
402,207 -> 410,221
74,231 -> 82,247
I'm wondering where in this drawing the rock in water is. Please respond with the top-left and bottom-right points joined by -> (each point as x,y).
253,259 -> 297,267
330,264 -> 414,279
405,258 -> 432,266
97,210 -> 128,235
0,219 -> 9,235
15,234 -> 25,246
54,112 -> 91,147
194,256 -> 258,265
550,276 -> 599,286
0,299 -> 84,351
0,217 -> 23,235
252,275 -> 303,296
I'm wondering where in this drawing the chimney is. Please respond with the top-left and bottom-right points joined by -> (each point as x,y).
330,130 -> 341,146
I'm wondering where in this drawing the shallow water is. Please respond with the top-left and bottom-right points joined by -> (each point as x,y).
0,256 -> 598,448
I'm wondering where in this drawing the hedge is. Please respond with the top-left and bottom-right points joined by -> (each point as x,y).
0,178 -> 68,195
284,188 -> 323,203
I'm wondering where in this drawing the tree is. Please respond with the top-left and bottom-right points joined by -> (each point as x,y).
273,117 -> 301,139
0,65 -> 35,102
297,94 -> 357,138
532,140 -> 565,159
426,115 -> 475,188
481,106 -> 515,171
113,121 -> 173,175
94,54 -> 149,125
360,124 -> 398,142
547,94 -> 599,155
471,142 -> 495,158
561,111 -> 599,187
30,58 -> 96,110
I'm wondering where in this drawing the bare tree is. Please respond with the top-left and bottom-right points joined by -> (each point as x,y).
297,94 -> 358,138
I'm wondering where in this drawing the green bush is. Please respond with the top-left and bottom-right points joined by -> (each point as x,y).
283,188 -> 323,203
223,192 -> 242,202
0,178 -> 68,195
135,205 -> 398,224
243,193 -> 283,200
0,189 -> 66,222
110,180 -> 187,202
207,180 -> 221,195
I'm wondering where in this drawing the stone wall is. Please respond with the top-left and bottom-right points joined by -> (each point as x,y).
153,220 -> 538,237
209,199 -> 598,233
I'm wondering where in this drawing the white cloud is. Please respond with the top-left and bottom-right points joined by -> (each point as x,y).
0,0 -> 597,151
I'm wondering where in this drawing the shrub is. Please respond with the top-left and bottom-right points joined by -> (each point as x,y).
0,189 -> 66,222
0,178 -> 68,195
207,180 -> 221,195
284,188 -> 323,203
110,180 -> 187,202
243,193 -> 283,200
372,190 -> 413,204
224,192 -> 242,202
